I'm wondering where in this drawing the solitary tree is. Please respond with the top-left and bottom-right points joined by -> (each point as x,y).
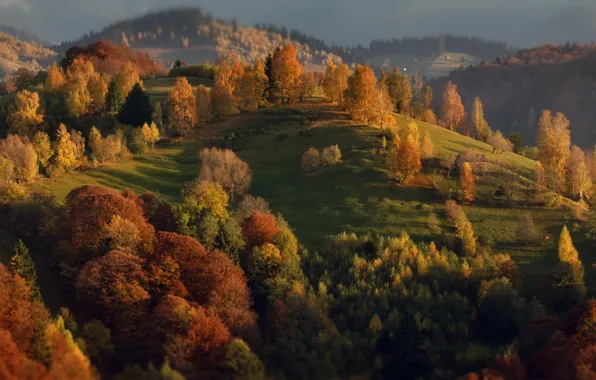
344,65 -> 378,123
488,131 -> 513,154
106,77 -> 124,115
471,97 -> 491,142
440,81 -> 465,131
195,85 -> 212,128
537,110 -> 571,192
168,77 -> 197,136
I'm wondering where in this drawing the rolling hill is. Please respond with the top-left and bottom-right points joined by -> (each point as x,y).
26,90 -> 589,298
0,31 -> 56,77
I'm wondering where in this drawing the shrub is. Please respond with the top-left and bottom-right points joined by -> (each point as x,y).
321,145 -> 342,166
198,148 -> 252,201
301,148 -> 321,172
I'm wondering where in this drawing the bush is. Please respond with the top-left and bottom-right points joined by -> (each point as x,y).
321,145 -> 342,166
301,148 -> 321,172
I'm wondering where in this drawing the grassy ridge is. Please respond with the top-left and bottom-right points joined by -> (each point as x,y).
23,97 -> 594,296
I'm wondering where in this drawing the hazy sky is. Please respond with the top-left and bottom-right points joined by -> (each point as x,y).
1,0 -> 595,47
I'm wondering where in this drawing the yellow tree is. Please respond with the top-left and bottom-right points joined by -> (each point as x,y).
274,44 -> 303,103
44,63 -> 65,93
168,77 -> 197,136
196,84 -> 212,128
387,123 -> 421,184
212,55 -> 244,119
7,90 -> 44,137
236,60 -> 267,111
87,73 -> 108,113
536,110 -> 570,192
460,162 -> 476,202
559,225 -> 579,264
373,82 -> 395,128
420,131 -> 434,159
440,81 -> 465,131
396,73 -> 412,115
32,131 -> 53,170
64,72 -> 91,117
322,63 -> 350,104
535,160 -> 546,195
567,145 -> 592,199
54,124 -> 79,172
471,97 -> 491,142
344,65 -> 378,123
116,61 -> 140,98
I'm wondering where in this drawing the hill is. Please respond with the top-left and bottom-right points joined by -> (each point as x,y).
0,31 -> 56,77
26,93 -> 589,298
56,8 -> 346,68
0,25 -> 46,45
432,43 -> 596,147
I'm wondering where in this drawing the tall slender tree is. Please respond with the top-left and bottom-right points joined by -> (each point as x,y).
440,81 -> 465,131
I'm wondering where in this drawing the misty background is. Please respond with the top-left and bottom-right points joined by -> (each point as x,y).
1,0 -> 595,48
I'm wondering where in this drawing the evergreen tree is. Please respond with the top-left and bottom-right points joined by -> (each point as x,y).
118,82 -> 153,127
8,240 -> 41,300
106,77 -> 124,115
264,54 -> 277,102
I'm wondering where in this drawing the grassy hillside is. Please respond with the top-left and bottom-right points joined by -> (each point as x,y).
144,76 -> 213,102
25,95 -> 592,296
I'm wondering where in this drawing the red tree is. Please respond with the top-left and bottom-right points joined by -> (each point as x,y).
241,212 -> 280,247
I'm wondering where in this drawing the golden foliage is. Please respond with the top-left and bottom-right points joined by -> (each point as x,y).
440,81 -> 466,131
344,65 -> 378,123
537,110 -> 570,192
7,90 -> 43,137
460,162 -> 476,202
168,77 -> 197,136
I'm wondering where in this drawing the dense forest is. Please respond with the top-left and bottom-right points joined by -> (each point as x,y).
432,43 -> 596,147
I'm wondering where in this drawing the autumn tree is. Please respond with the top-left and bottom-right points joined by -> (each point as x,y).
440,81 -> 465,131
54,124 -> 80,172
44,62 -> 66,93
242,212 -> 280,247
387,123 -> 421,184
420,131 -> 434,159
322,62 -> 350,104
118,82 -> 153,127
64,72 -> 91,117
0,135 -> 38,182
168,77 -> 197,136
7,90 -> 44,137
455,207 -> 477,256
198,147 -> 252,200
32,131 -> 53,171
116,61 -> 140,98
567,145 -> 591,199
537,110 -> 571,192
488,131 -> 513,154
460,162 -> 476,202
236,60 -> 267,111
152,101 -> 165,137
344,65 -> 378,123
548,225 -> 586,311
534,160 -> 546,194
273,44 -> 303,103
374,82 -> 395,128
8,240 -> 41,300
195,84 -> 212,128
87,72 -> 108,113
395,72 -> 413,115
211,55 -> 243,119
471,97 -> 492,142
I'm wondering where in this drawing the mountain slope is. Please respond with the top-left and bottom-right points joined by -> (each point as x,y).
0,31 -> 56,76
432,43 -> 596,147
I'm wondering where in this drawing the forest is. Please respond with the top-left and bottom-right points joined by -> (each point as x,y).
2,10 -> 596,379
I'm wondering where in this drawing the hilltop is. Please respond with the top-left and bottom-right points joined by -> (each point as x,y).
432,43 -> 596,147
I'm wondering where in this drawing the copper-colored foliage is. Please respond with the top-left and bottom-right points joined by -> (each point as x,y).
65,185 -> 155,257
241,212 -> 280,248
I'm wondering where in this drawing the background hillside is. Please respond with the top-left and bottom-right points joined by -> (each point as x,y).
432,43 -> 596,147
0,31 -> 56,77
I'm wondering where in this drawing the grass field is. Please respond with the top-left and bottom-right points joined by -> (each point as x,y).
23,96 -> 595,296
